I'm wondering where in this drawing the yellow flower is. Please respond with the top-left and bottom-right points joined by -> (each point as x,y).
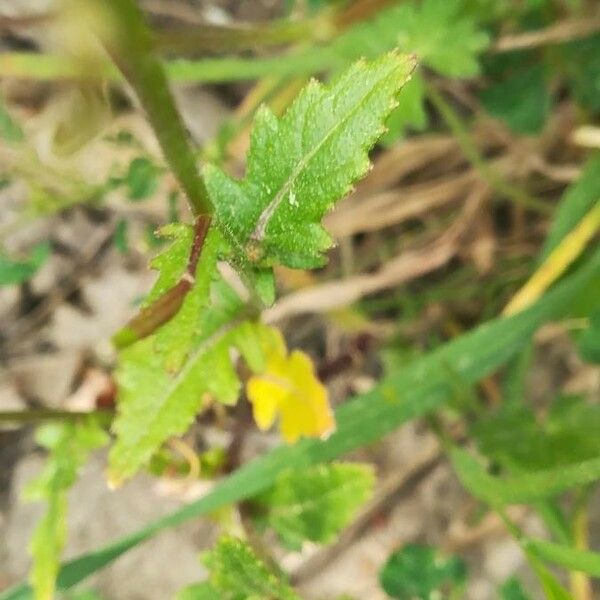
246,327 -> 335,443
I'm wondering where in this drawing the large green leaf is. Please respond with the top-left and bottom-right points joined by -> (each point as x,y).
3,248 -> 599,599
252,462 -> 374,550
108,274 -> 255,485
205,53 -> 414,271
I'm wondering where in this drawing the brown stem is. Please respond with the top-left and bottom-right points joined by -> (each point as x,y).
112,214 -> 211,349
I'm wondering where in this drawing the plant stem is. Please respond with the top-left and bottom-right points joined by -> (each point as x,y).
112,215 -> 211,348
571,489 -> 593,600
90,0 -> 218,346
427,85 -> 551,215
95,0 -> 213,218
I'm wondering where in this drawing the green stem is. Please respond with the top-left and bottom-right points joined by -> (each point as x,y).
427,85 -> 551,215
0,48 -> 339,84
94,0 -> 212,218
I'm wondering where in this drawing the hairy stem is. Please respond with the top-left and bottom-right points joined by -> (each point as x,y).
93,0 -> 212,218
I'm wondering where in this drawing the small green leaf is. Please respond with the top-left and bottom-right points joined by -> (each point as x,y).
480,62 -> 550,134
125,157 -> 161,201
382,73 -> 427,144
561,32 -> 600,113
152,228 -> 221,371
0,243 -> 50,286
472,394 -> 600,471
378,544 -> 467,600
25,419 -> 108,600
0,97 -> 24,143
202,536 -> 301,600
205,53 -> 414,271
394,0 -> 489,77
252,462 -> 374,549
499,578 -> 533,600
114,219 -> 129,254
578,310 -> 600,363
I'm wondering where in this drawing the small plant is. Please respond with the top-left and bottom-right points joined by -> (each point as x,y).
1,0 -> 600,599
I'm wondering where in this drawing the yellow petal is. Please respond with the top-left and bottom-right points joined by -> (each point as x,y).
245,325 -> 336,444
247,375 -> 283,430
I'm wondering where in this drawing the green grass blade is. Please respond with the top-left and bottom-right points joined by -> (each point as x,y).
452,448 -> 600,506
3,248 -> 599,600
526,538 -> 600,577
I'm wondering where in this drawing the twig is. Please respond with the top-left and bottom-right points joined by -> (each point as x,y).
493,16 -> 600,53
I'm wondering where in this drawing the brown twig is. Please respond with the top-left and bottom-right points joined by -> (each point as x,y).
493,16 -> 600,53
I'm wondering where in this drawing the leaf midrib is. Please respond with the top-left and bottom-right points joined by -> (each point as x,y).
250,61 -> 402,242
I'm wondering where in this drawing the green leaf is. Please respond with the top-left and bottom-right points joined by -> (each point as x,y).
108,280 -> 250,485
393,0 -> 489,77
331,0 -> 488,78
125,157 -> 161,201
143,224 -> 194,304
0,97 -> 24,143
480,62 -> 550,134
252,462 -> 374,550
471,395 -> 600,471
378,544 -> 467,599
525,538 -> 600,578
525,553 -> 573,600
450,446 -> 600,506
202,536 -> 301,600
578,310 -> 600,363
24,419 -> 108,600
3,248 -> 600,599
381,73 -> 427,144
114,219 -> 129,254
151,227 -> 222,371
541,154 -> 600,260
561,32 -> 600,113
175,583 -> 218,600
0,243 -> 50,286
204,53 -> 414,270
499,578 -> 533,600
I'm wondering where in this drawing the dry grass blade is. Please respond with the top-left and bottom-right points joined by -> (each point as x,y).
265,185 -> 489,322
